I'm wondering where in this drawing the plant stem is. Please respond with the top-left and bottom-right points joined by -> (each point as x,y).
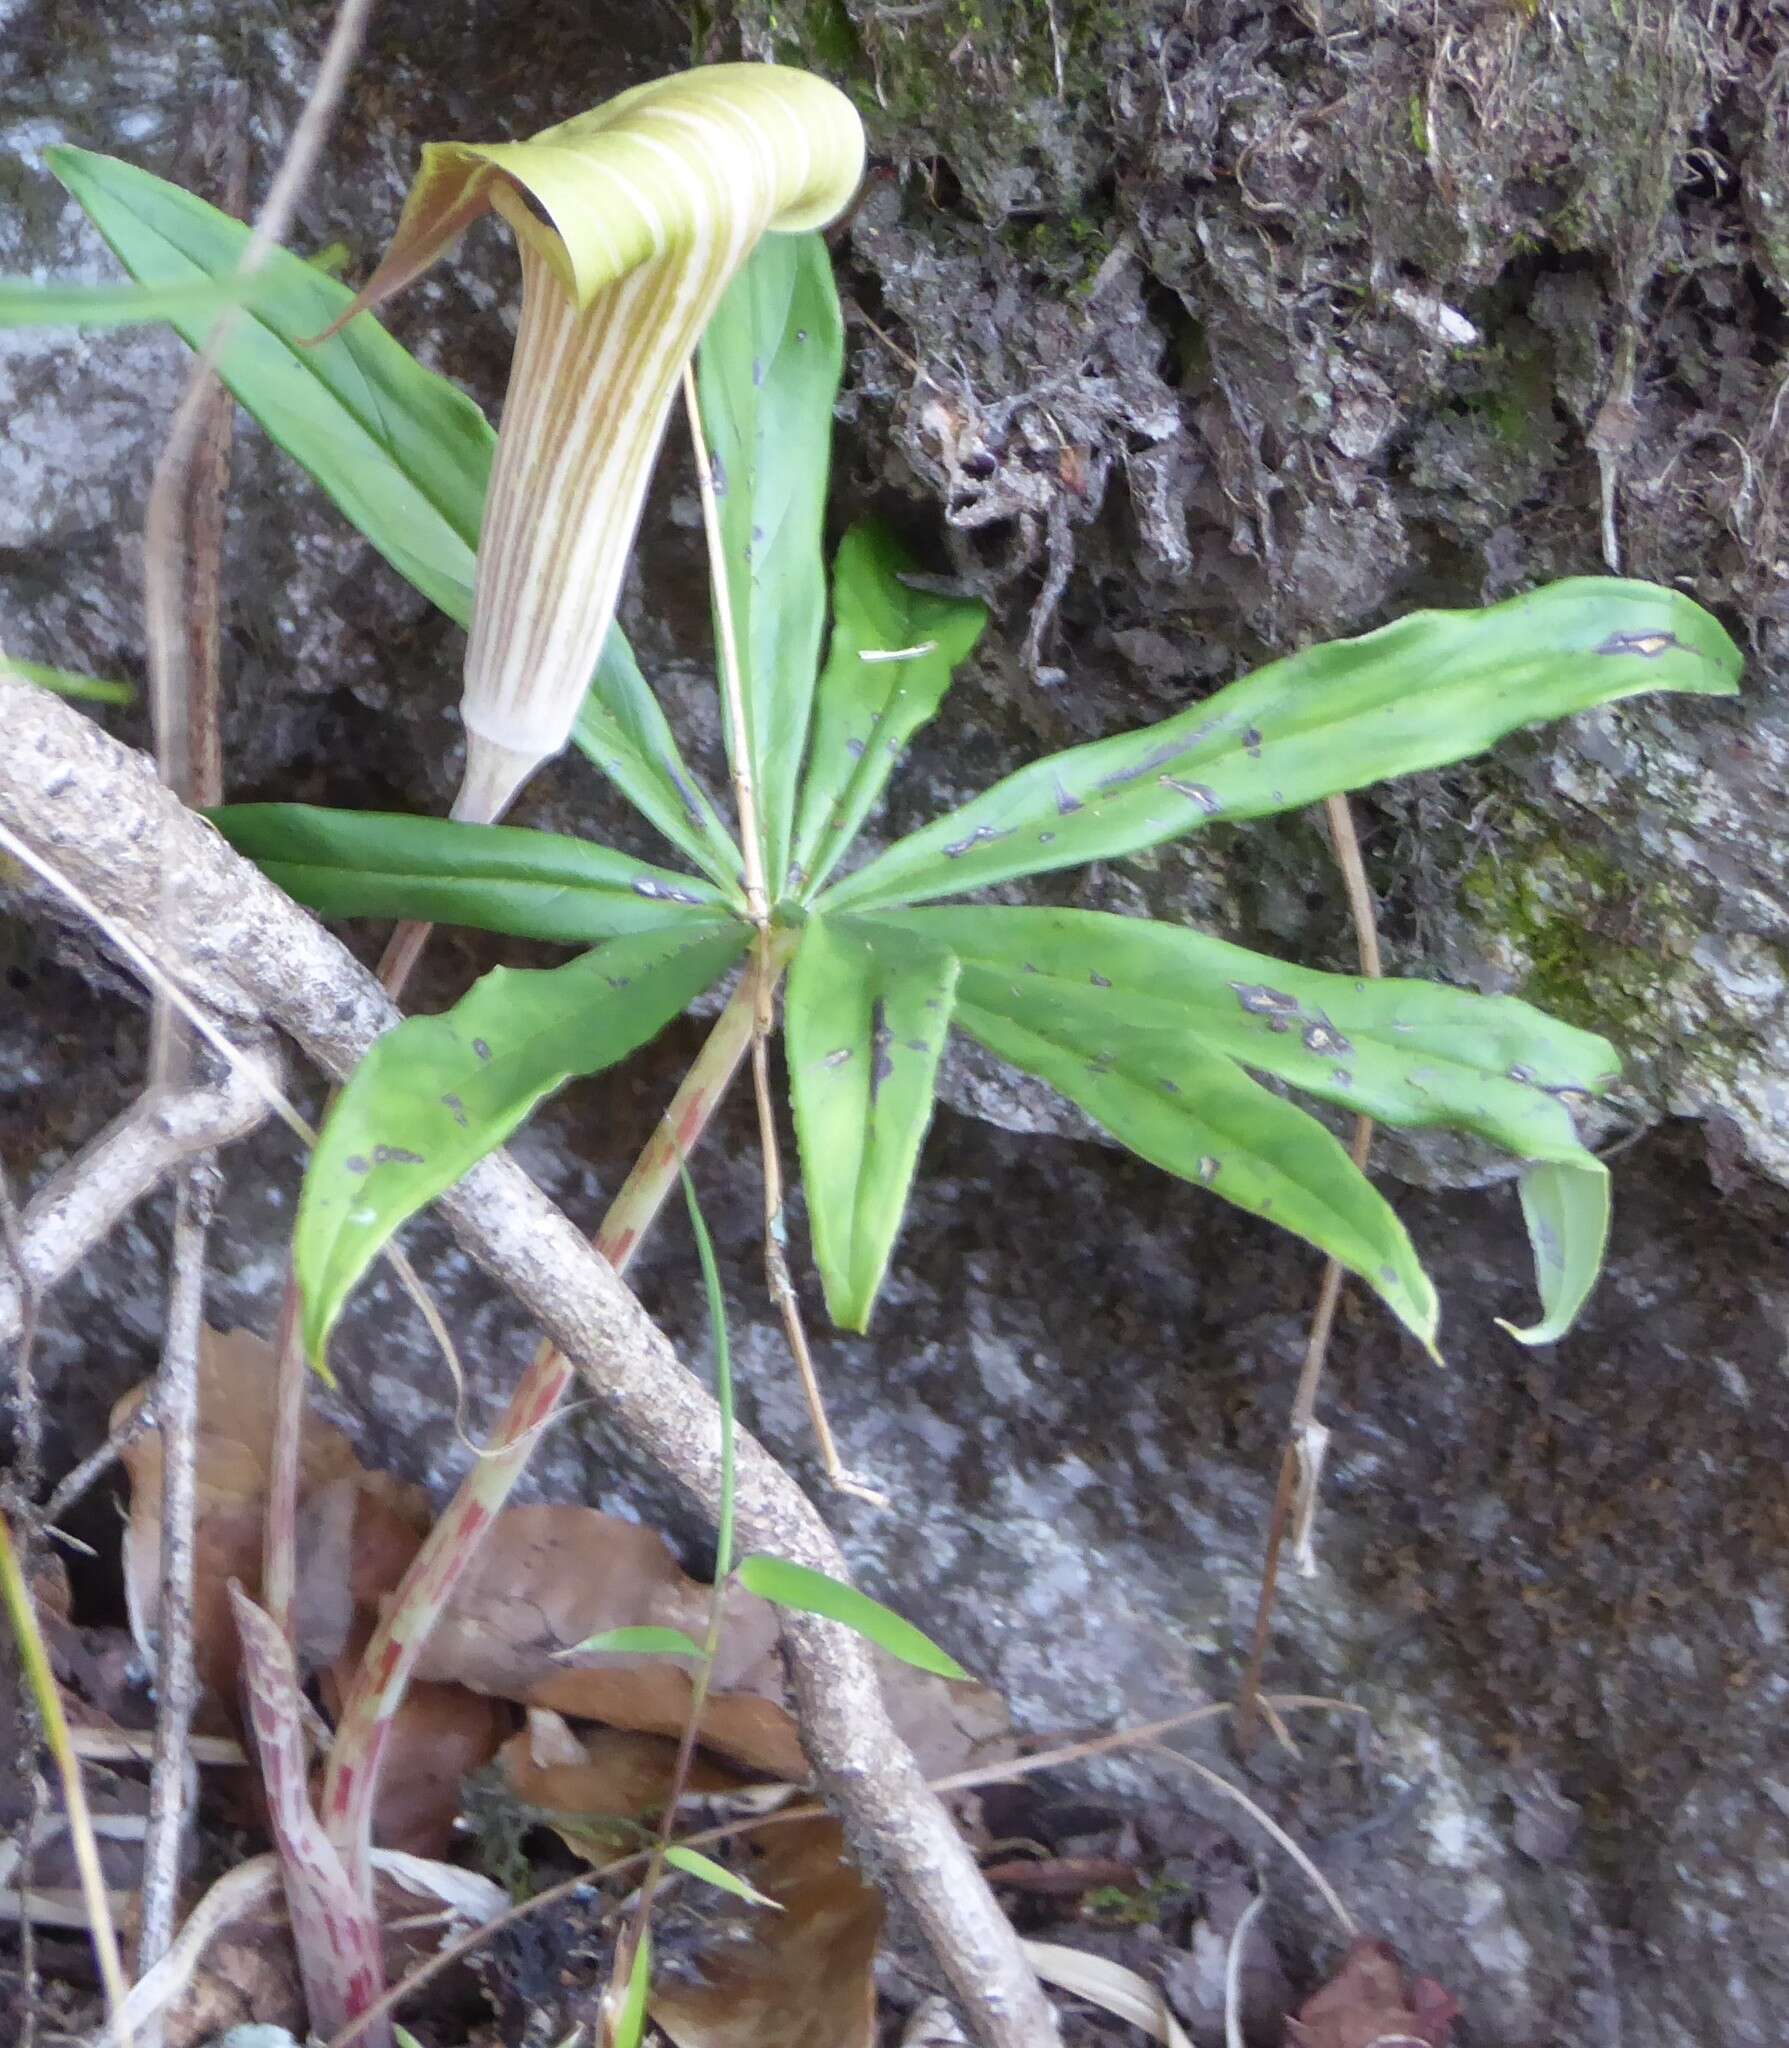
1234,793 -> 1380,1753
318,951 -> 781,1902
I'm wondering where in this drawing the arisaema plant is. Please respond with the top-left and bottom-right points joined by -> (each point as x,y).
45,58 -> 1741,2044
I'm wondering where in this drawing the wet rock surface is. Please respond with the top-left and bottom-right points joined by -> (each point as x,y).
4,3 -> 1789,2044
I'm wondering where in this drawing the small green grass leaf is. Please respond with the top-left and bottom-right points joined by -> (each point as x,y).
1501,1158 -> 1611,1345
611,1926 -> 651,2048
213,804 -> 742,941
3,658 -> 133,705
574,629 -> 744,890
0,272 -> 270,328
820,579 -> 1742,914
878,904 -> 1618,1342
296,919 -> 747,1366
664,1844 -> 782,1909
734,1555 -> 970,1680
789,522 -> 986,897
785,914 -> 958,1330
696,231 -> 843,894
560,1626 -> 706,1660
680,1165 -> 738,1583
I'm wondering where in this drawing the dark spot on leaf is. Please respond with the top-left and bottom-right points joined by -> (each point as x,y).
1038,830 -> 1057,844
1022,961 -> 1040,974
752,356 -> 766,386
1054,778 -> 1083,815
870,999 -> 895,1099
1509,1064 -> 1535,1084
905,1038 -> 929,1054
472,1038 -> 493,1062
1086,1051 -> 1115,1076
709,452 -> 727,495
345,1155 -> 371,1175
1159,1075 -> 1181,1094
1378,1264 -> 1398,1284
632,877 -> 707,905
846,737 -> 866,759
942,823 -> 1011,859
606,975 -> 633,990
924,998 -> 944,1012
668,767 -> 707,829
822,1047 -> 853,1069
1090,971 -> 1111,988
372,1144 -> 425,1166
1333,1069 -> 1353,1088
795,327 -> 809,342
1159,775 -> 1223,813
1198,1155 -> 1220,1183
441,1093 -> 469,1128
1596,630 -> 1680,659
1243,727 -> 1263,757
1302,1015 -> 1353,1057
1093,741 -> 1184,794
1230,982 -> 1301,1017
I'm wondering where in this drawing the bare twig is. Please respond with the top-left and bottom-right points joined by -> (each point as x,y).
0,1064 -> 274,1350
0,678 -> 1061,2048
135,1165 -> 218,2015
1234,791 -> 1380,1752
0,1155 -> 43,1504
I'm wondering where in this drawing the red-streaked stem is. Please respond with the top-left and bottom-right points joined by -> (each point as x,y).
319,949 -> 783,1898
229,1583 -> 389,2048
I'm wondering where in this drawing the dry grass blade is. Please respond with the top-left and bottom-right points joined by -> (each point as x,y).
0,1509 -> 132,2039
1022,1943 -> 1190,2047
1225,1889 -> 1269,2048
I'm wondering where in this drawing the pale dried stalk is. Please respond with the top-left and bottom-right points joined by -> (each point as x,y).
0,677 -> 1060,2048
1234,791 -> 1380,1751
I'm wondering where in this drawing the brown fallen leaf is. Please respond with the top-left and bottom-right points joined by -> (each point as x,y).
498,1710 -> 748,1862
979,1854 -> 1143,1897
650,1819 -> 883,2048
117,1326 -> 427,1708
1288,1937 -> 1460,2048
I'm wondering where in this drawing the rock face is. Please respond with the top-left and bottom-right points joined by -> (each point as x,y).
3,4 -> 1789,2045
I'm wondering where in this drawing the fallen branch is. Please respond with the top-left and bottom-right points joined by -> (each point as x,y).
0,676 -> 1061,2048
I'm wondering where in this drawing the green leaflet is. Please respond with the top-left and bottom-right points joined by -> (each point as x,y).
561,1625 -> 705,1659
696,231 -> 842,895
789,522 -> 987,899
572,627 -> 743,890
663,1844 -> 781,1910
47,146 -> 492,624
785,915 -> 958,1330
0,272 -> 268,327
213,803 -> 741,943
732,1555 -> 970,1680
820,579 -> 1742,914
878,904 -> 1618,1341
3,658 -> 133,705
295,919 -> 747,1366
954,990 -> 1440,1353
51,148 -> 731,882
1504,1159 -> 1611,1346
612,1926 -> 652,2048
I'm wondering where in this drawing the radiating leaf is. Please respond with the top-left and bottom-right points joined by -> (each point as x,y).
789,522 -> 987,897
957,991 -> 1438,1350
664,1844 -> 783,1911
878,904 -> 1616,1342
733,1556 -> 970,1681
561,1626 -> 706,1661
296,919 -> 747,1365
0,271 -> 267,327
696,231 -> 843,895
785,914 -> 958,1330
681,1162 -> 737,1583
820,579 -> 1742,914
1502,1158 -> 1610,1346
2,657 -> 132,705
47,146 -> 492,624
213,803 -> 740,943
574,628 -> 744,890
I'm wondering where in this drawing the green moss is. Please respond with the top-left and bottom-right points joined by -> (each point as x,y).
1458,831 -> 1715,1079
